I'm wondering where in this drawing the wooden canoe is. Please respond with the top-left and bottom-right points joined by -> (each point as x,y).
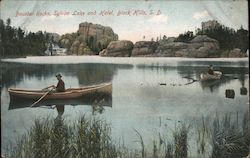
8,83 -> 112,100
200,71 -> 222,81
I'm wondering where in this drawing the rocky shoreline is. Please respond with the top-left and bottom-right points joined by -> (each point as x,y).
100,36 -> 247,58
58,22 -> 247,58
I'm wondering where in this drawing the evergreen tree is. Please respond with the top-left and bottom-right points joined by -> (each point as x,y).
0,18 -> 50,57
176,31 -> 194,42
236,26 -> 249,53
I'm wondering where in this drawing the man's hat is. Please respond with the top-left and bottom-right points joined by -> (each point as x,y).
56,73 -> 62,77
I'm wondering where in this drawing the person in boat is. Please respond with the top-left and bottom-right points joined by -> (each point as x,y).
207,65 -> 214,75
45,74 -> 65,92
54,73 -> 65,92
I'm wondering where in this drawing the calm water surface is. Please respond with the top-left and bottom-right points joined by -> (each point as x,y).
1,56 -> 249,155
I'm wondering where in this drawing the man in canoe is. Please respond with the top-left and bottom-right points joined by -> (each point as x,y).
207,65 -> 214,75
44,73 -> 65,92
54,73 -> 65,92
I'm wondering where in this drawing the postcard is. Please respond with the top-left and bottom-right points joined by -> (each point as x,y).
1,0 -> 249,157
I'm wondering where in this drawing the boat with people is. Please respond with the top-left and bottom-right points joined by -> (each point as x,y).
8,83 -> 112,100
200,71 -> 222,81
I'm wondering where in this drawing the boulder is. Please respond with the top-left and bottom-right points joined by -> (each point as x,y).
155,48 -> 175,57
78,43 -> 94,55
187,35 -> 220,57
59,33 -> 78,54
159,37 -> 176,44
195,50 -> 209,58
240,87 -> 248,95
166,37 -> 176,43
153,35 -> 220,58
225,89 -> 235,99
100,40 -> 134,57
228,48 -> 247,57
131,41 -> 158,56
99,49 -> 108,56
187,43 -> 203,49
190,35 -> 218,43
155,41 -> 189,57
60,38 -> 71,48
175,49 -> 189,57
70,40 -> 80,54
158,42 -> 188,50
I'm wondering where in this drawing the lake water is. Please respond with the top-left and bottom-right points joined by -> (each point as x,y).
1,56 -> 249,156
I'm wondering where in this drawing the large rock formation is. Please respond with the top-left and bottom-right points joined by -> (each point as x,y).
59,22 -> 118,55
96,34 -> 246,58
99,36 -> 221,57
188,35 -> 220,57
131,41 -> 159,56
155,35 -> 220,57
99,40 -> 134,57
155,42 -> 189,57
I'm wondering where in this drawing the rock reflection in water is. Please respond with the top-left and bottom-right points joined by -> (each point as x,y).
1,62 -> 133,89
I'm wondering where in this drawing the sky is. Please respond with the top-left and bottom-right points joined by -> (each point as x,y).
0,0 -> 248,42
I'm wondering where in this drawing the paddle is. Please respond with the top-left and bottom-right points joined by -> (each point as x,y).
42,85 -> 55,91
30,87 -> 55,108
39,105 -> 56,109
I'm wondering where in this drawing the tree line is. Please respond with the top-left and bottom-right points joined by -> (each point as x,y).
175,24 -> 249,53
0,18 -> 51,57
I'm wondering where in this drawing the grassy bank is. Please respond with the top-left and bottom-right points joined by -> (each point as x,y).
4,112 -> 250,158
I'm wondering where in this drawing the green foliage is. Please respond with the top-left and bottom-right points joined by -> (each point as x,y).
173,125 -> 189,158
211,113 -> 250,158
175,31 -> 194,42
196,24 -> 249,52
175,23 -> 249,53
6,112 -> 250,158
0,18 -> 49,57
7,116 -> 120,158
236,26 -> 249,53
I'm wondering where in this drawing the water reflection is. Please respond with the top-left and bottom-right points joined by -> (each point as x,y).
1,62 -> 133,89
177,60 -> 248,68
200,76 -> 236,92
9,92 -> 112,111
55,105 -> 65,116
136,63 -> 249,93
1,58 -> 249,156
52,104 -> 67,158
